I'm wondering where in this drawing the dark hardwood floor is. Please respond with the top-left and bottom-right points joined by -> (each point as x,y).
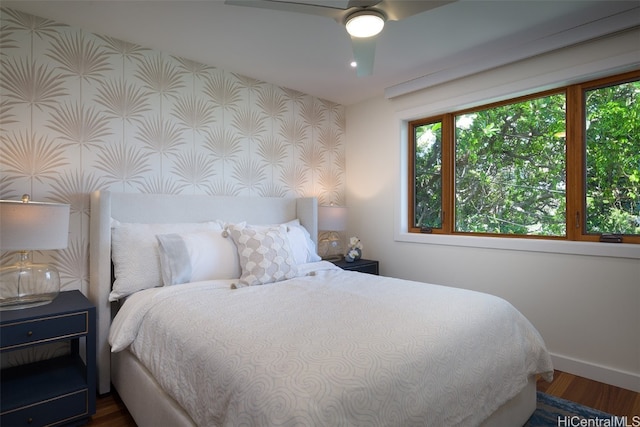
536,371 -> 640,418
88,389 -> 136,427
87,370 -> 640,426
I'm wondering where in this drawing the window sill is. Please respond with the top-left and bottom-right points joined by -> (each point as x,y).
395,232 -> 640,260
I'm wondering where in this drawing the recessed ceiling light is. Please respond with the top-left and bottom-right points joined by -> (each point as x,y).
345,10 -> 385,38
350,61 -> 357,68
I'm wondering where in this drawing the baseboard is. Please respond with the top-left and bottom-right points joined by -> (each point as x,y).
550,353 -> 640,393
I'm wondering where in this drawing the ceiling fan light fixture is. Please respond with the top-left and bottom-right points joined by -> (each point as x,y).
345,10 -> 385,38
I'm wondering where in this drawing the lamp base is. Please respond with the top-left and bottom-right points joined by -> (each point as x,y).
0,293 -> 58,311
322,255 -> 344,262
0,259 -> 60,311
318,232 -> 344,261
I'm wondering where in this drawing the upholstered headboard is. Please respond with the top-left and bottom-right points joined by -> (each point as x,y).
89,190 -> 318,394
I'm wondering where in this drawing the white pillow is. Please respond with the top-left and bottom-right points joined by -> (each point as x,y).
110,220 -> 222,301
227,223 -> 297,287
156,230 -> 240,286
286,220 -> 321,264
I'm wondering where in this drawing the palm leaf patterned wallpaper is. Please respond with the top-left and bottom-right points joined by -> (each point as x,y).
0,8 -> 346,294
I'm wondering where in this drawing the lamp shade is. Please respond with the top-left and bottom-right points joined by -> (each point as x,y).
318,205 -> 347,231
0,200 -> 70,251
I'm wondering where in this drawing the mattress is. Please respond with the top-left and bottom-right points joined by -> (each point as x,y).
110,261 -> 553,426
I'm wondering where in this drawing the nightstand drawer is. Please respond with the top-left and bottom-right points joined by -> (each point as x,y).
1,312 -> 88,351
1,389 -> 88,427
347,262 -> 378,275
331,258 -> 379,275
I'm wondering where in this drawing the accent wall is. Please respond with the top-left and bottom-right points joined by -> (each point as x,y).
0,8 -> 346,296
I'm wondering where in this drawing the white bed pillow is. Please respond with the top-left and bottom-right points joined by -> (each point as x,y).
227,223 -> 298,287
156,230 -> 241,286
110,220 -> 222,301
285,219 -> 321,264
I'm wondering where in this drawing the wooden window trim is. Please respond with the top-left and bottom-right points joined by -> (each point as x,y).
575,70 -> 640,244
408,70 -> 640,244
408,116 -> 449,235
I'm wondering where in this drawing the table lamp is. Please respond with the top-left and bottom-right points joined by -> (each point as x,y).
0,194 -> 70,310
318,204 -> 347,261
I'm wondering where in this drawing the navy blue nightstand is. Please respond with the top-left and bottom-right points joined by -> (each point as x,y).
331,258 -> 379,275
1,290 -> 96,426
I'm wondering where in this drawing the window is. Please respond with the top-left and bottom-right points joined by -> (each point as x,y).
583,79 -> 640,237
409,70 -> 639,244
412,120 -> 443,229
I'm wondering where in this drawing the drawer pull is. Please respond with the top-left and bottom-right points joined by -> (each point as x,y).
27,331 -> 33,337
28,417 -> 33,423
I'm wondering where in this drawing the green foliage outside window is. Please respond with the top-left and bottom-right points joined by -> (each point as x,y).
454,94 -> 567,235
585,81 -> 640,235
414,122 -> 442,228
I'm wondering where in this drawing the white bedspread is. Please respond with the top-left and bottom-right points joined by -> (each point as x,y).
110,262 -> 553,427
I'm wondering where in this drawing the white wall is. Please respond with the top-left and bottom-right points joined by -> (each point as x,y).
345,29 -> 640,391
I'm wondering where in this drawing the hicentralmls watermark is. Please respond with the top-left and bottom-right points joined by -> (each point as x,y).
557,416 -> 640,427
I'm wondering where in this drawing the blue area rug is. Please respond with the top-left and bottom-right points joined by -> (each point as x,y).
526,391 -> 620,426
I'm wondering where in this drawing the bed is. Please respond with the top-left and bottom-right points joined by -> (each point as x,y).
89,190 -> 553,427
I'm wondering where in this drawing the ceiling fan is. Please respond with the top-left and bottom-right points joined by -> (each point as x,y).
224,0 -> 455,77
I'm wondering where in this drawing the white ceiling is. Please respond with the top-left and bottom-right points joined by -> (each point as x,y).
4,0 -> 639,105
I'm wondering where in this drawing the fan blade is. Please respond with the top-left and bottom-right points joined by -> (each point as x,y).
225,0 -> 349,20
225,0 -> 382,21
351,36 -> 376,77
225,0 -> 454,22
347,0 -> 382,8
379,0 -> 456,21
289,0 -> 379,7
